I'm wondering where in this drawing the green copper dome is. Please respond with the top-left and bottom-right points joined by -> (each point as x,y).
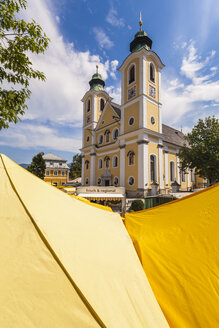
130,15 -> 152,53
89,67 -> 105,91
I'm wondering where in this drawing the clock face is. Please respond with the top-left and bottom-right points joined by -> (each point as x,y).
128,85 -> 136,100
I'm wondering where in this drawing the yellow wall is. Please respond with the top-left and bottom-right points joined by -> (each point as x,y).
95,152 -> 120,185
146,57 -> 159,103
125,143 -> 138,190
148,142 -> 159,188
124,58 -> 140,103
147,101 -> 159,133
84,128 -> 92,147
96,94 -> 109,121
124,101 -> 139,134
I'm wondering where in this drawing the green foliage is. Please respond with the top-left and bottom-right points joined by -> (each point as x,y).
0,0 -> 50,129
27,152 -> 46,179
129,199 -> 144,212
179,117 -> 219,184
69,154 -> 82,180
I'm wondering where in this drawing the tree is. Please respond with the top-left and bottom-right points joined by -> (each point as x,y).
129,199 -> 144,212
0,0 -> 50,129
27,152 -> 46,179
179,117 -> 219,185
69,154 -> 82,180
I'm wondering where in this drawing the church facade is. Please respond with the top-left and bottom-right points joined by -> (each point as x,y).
80,22 -> 197,197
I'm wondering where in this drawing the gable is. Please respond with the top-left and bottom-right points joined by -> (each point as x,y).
96,102 -> 120,131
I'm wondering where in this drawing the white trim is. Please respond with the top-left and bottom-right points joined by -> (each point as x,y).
158,146 -> 164,189
121,70 -> 125,105
92,94 -> 97,122
187,168 -> 191,188
90,155 -> 95,185
113,176 -> 119,186
98,158 -> 103,169
170,160 -> 175,182
165,151 -> 168,186
127,62 -> 136,86
120,146 -> 125,187
120,107 -> 124,134
128,176 -> 135,186
121,93 -> 161,109
125,138 -> 138,145
138,141 -> 148,189
112,155 -> 119,168
149,61 -> 156,84
149,153 -> 158,183
97,149 -> 119,156
128,116 -> 135,126
158,69 -> 162,133
139,56 -> 143,95
81,157 -> 84,185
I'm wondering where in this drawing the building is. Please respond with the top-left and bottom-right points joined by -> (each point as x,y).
43,153 -> 69,186
81,18 -> 201,198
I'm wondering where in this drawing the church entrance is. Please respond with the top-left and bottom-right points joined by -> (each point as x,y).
101,169 -> 112,186
104,179 -> 110,186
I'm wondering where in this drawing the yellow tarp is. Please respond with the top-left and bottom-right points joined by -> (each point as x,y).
0,154 -> 168,328
125,184 -> 219,328
71,194 -> 113,212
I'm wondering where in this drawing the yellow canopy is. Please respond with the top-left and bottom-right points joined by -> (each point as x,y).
0,154 -> 168,328
125,184 -> 219,328
71,194 -> 113,212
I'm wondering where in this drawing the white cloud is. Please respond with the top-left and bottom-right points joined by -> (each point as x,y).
106,7 -> 125,27
93,27 -> 114,50
162,42 -> 219,126
110,60 -> 119,79
0,123 -> 81,152
105,85 -> 121,105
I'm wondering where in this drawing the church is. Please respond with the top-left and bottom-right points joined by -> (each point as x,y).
80,18 -> 198,197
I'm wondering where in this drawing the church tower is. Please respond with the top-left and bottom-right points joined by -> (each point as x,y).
81,66 -> 110,185
118,14 -> 165,196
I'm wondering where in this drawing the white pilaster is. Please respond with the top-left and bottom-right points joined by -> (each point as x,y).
143,56 -> 147,95
138,140 -> 148,189
92,94 -> 97,122
158,69 -> 162,134
187,168 -> 190,189
120,145 -> 125,187
90,153 -> 96,186
121,70 -> 125,105
120,107 -> 124,135
177,154 -> 180,184
158,145 -> 164,189
81,156 -> 85,185
165,151 -> 168,186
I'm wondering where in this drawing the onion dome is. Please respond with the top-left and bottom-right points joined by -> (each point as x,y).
130,13 -> 152,53
89,65 -> 105,91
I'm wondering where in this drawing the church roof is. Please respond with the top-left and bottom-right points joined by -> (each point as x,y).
111,105 -> 121,118
43,153 -> 66,162
162,124 -> 189,147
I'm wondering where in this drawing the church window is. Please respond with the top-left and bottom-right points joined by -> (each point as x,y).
98,159 -> 103,169
85,178 -> 89,185
170,161 -> 175,182
114,176 -> 119,186
151,116 -> 155,125
46,170 -> 50,176
128,176 -> 135,186
61,171 -> 65,176
86,136 -> 90,142
54,171 -> 58,176
129,64 -> 135,84
113,128 -> 119,140
97,177 -> 101,185
150,155 -> 157,182
113,156 -> 118,168
85,160 -> 89,170
98,134 -> 103,145
104,156 -> 110,168
100,98 -> 105,111
128,117 -> 135,126
127,150 -> 135,166
105,130 -> 110,143
149,62 -> 155,83
87,99 -> 91,112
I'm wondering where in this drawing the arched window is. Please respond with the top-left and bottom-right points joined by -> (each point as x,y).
114,176 -> 119,186
100,98 -> 105,111
104,156 -> 110,169
150,155 -> 157,182
87,99 -> 91,112
85,160 -> 89,170
170,161 -> 175,182
127,151 -> 135,166
98,159 -> 103,169
98,134 -> 103,145
113,128 -> 119,140
104,130 -> 110,143
113,156 -> 118,168
150,62 -> 155,83
129,64 -> 135,84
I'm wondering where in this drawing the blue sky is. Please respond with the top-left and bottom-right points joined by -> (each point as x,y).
0,0 -> 219,164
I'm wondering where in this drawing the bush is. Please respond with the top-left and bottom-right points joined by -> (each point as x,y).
129,199 -> 144,212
